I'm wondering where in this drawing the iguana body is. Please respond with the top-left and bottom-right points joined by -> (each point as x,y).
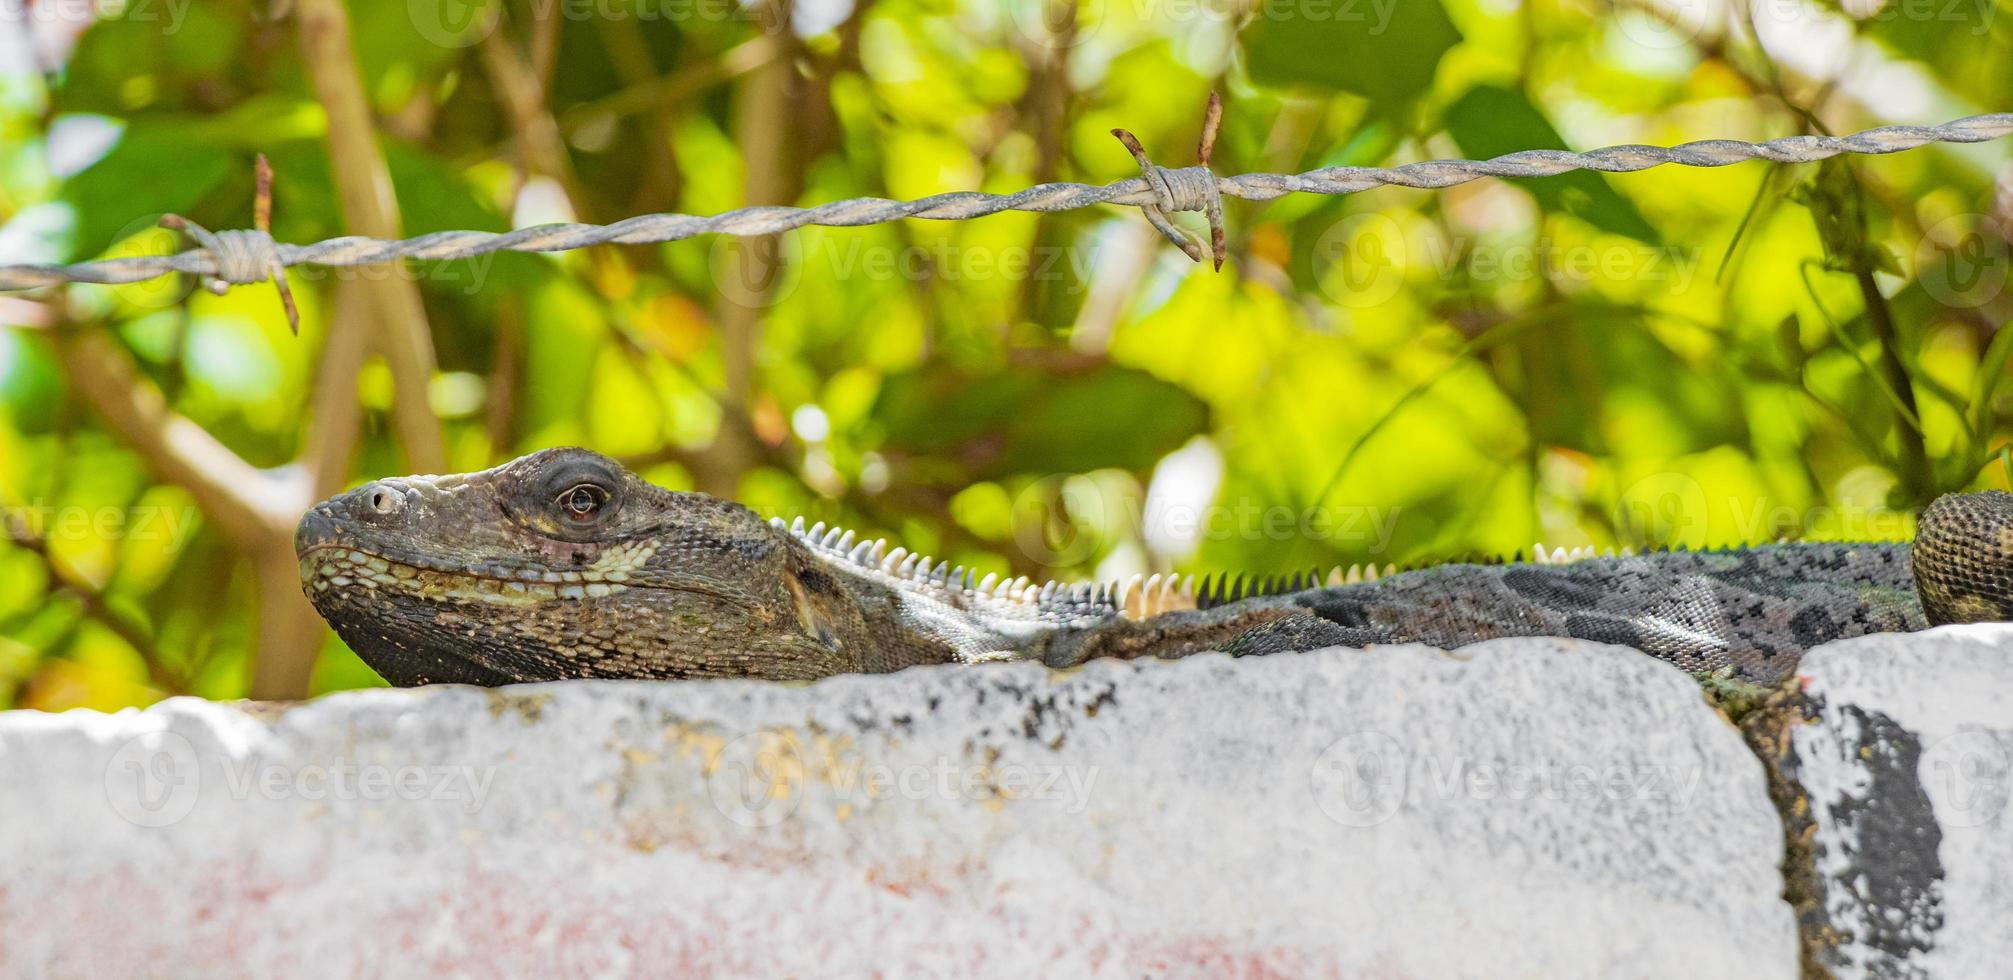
295,448 -> 2005,687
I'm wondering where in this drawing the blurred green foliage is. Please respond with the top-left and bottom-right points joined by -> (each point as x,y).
0,0 -> 2010,709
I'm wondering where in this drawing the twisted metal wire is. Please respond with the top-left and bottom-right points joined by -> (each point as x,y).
3,113 -> 2008,291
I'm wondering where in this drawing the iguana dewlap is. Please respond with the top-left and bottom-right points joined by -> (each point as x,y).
295,447 -> 2012,687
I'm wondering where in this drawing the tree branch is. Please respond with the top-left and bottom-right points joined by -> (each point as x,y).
708,1 -> 800,496
298,278 -> 371,498
295,0 -> 447,474
479,20 -> 586,207
51,330 -> 299,547
46,328 -> 323,698
558,35 -> 782,140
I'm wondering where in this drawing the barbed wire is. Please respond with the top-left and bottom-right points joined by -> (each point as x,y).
2,111 -> 2008,299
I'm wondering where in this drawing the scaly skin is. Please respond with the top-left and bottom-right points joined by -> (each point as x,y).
296,448 -> 2001,687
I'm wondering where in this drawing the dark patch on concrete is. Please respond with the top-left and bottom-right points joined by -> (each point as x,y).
1817,706 -> 1945,977
1744,691 -> 1948,980
960,674 -> 1127,750
1079,683 -> 1119,719
843,705 -> 914,734
485,690 -> 552,723
1016,690 -> 1064,749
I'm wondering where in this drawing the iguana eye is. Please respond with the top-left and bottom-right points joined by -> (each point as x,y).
558,484 -> 608,520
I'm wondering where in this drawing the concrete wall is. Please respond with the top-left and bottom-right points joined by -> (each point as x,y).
3,628 -> 2008,978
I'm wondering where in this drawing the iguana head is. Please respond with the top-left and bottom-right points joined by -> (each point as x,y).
295,448 -> 872,685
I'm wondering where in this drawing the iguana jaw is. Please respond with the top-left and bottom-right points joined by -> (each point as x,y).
294,449 -> 869,684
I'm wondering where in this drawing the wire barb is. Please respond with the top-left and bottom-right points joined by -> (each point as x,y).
1111,91 -> 1229,269
1,111 -> 2009,295
155,154 -> 299,333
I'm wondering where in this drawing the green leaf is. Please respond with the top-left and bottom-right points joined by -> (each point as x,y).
875,364 -> 1210,478
1443,85 -> 1661,244
1243,0 -> 1461,113
0,332 -> 63,432
1287,118 -> 1402,294
57,4 -> 249,115
58,125 -> 233,261
351,0 -> 491,93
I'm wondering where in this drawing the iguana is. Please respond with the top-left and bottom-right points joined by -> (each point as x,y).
295,447 -> 2013,687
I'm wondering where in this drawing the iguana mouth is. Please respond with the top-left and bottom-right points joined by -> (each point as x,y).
296,502 -> 765,607
299,548 -> 633,603
298,508 -> 639,586
297,543 -> 777,617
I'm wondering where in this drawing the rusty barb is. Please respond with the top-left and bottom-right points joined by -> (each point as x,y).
1111,91 -> 1229,270
158,154 -> 300,334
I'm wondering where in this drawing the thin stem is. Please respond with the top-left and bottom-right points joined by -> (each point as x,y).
2,509 -> 189,694
295,0 -> 446,474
